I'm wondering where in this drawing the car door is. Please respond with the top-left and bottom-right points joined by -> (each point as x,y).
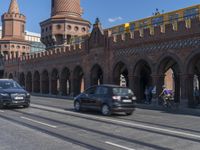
94,86 -> 109,109
81,86 -> 97,109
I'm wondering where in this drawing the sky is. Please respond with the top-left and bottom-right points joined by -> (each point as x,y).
0,0 -> 199,33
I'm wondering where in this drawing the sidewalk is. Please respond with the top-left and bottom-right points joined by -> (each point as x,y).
136,102 -> 200,116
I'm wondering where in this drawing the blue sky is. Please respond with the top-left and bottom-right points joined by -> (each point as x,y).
0,0 -> 199,33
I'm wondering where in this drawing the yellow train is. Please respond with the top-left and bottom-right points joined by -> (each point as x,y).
109,4 -> 200,35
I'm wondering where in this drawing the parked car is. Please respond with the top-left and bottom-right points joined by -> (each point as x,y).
74,84 -> 136,116
0,79 -> 30,108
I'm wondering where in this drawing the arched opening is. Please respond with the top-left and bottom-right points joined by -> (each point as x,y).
134,60 -> 152,103
90,64 -> 103,86
113,62 -> 129,87
41,70 -> 49,94
51,69 -> 59,95
157,57 -> 180,103
73,66 -> 84,96
19,73 -> 25,87
60,67 -> 71,96
8,73 -> 13,79
26,72 -> 32,92
187,54 -> 200,107
33,71 -> 40,93
164,68 -> 175,91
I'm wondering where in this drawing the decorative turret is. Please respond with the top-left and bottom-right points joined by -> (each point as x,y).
51,0 -> 82,18
8,0 -> 20,14
0,0 -> 30,58
40,0 -> 90,50
1,0 -> 26,40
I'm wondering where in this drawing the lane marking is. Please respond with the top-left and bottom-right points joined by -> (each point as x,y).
31,104 -> 200,139
0,110 -> 4,113
20,116 -> 57,128
105,141 -> 135,150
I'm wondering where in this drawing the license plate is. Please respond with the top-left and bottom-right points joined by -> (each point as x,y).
123,99 -> 132,103
14,97 -> 24,100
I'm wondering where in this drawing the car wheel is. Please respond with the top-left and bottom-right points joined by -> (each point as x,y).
23,102 -> 30,108
125,111 -> 133,116
74,101 -> 81,112
101,104 -> 111,116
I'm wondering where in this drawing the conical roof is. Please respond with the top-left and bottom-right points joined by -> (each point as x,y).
8,0 -> 20,14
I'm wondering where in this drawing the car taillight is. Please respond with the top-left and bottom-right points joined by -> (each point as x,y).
112,96 -> 121,102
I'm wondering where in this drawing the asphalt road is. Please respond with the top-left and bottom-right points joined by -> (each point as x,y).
0,96 -> 200,150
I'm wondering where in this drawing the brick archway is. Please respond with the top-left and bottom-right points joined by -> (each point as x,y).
90,64 -> 103,86
113,62 -> 129,87
156,56 -> 181,103
41,70 -> 49,94
133,60 -> 152,103
185,53 -> 200,107
60,67 -> 71,96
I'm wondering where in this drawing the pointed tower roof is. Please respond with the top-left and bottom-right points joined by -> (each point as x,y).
8,0 -> 20,14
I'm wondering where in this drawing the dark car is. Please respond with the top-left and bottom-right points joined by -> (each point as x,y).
0,79 -> 30,109
74,84 -> 136,116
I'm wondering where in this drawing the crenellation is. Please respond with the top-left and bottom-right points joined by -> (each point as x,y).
111,18 -> 200,44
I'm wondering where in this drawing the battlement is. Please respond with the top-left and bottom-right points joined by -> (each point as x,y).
4,41 -> 85,65
2,13 -> 26,21
109,16 -> 200,48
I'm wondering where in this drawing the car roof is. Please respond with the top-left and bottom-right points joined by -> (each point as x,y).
96,84 -> 126,88
0,79 -> 13,81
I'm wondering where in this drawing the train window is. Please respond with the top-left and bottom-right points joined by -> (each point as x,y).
111,28 -> 118,34
184,8 -> 199,19
169,13 -> 179,23
130,23 -> 135,31
152,16 -> 164,26
139,20 -> 148,29
119,26 -> 125,33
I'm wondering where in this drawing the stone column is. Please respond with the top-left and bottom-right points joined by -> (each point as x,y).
187,74 -> 195,108
32,73 -> 34,94
152,74 -> 165,104
49,76 -> 52,95
128,75 -> 135,92
40,75 -> 42,94
69,73 -> 74,97
132,76 -> 140,102
180,74 -> 189,106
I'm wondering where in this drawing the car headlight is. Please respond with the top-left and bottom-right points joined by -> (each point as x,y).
132,96 -> 137,101
0,93 -> 9,97
26,93 -> 30,97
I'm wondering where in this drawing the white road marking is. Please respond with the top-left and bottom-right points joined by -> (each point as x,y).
31,104 -> 200,139
0,110 -> 4,113
105,141 -> 135,150
20,116 -> 57,128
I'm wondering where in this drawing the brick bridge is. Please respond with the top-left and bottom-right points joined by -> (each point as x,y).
4,17 -> 200,107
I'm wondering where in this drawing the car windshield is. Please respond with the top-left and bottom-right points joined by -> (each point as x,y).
113,87 -> 134,96
0,80 -> 22,89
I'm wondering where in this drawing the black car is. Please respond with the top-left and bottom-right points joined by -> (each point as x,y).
0,79 -> 30,108
74,84 -> 136,116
